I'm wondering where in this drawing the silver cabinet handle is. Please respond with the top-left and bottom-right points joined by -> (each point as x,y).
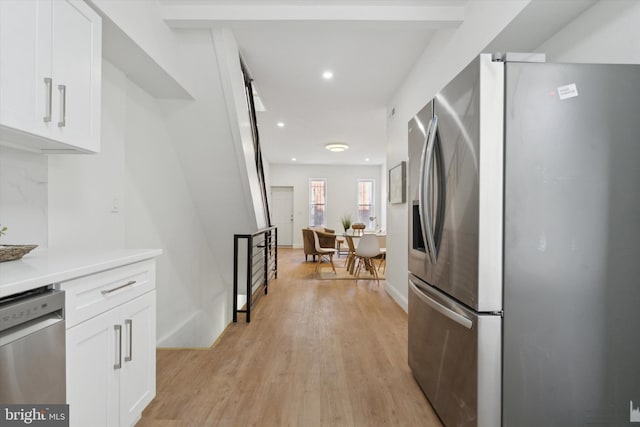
43,78 -> 52,122
101,280 -> 137,295
57,84 -> 66,127
114,324 -> 122,369
409,280 -> 473,329
124,319 -> 133,362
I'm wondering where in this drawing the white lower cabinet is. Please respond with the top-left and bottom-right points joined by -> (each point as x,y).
118,292 -> 156,427
61,261 -> 157,427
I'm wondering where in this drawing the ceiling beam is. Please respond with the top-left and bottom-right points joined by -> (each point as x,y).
161,5 -> 465,28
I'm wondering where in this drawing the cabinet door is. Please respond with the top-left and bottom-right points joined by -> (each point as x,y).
51,0 -> 101,152
119,291 -> 156,427
66,308 -> 119,427
0,0 -> 52,139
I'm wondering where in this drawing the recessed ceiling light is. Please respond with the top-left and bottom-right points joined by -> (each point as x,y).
292,157 -> 297,161
277,122 -> 285,128
325,143 -> 348,152
365,158 -> 370,162
322,70 -> 333,80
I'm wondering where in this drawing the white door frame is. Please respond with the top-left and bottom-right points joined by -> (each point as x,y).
270,186 -> 294,247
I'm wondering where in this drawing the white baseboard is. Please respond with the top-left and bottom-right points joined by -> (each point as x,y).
157,290 -> 231,348
157,311 -> 201,348
385,279 -> 408,313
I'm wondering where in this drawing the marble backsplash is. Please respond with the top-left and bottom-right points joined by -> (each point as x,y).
0,146 -> 48,247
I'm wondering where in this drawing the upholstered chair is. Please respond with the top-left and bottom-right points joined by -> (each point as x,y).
301,227 -> 336,261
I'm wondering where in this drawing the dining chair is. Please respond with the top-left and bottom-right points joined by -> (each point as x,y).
313,230 -> 336,273
378,247 -> 387,274
354,233 -> 382,283
344,235 -> 357,274
377,235 -> 387,274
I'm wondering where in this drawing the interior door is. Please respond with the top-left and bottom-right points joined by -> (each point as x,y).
271,186 -> 294,246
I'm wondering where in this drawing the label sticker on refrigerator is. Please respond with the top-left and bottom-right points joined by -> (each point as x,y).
557,83 -> 579,100
631,400 -> 640,422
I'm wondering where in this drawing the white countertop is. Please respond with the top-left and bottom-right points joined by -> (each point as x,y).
0,248 -> 162,298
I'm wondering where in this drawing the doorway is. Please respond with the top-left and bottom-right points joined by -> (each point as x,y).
271,186 -> 294,247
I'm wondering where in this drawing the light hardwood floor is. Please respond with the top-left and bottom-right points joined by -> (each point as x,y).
137,248 -> 442,427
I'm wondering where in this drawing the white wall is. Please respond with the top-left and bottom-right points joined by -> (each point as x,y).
269,163 -> 383,247
0,147 -> 48,246
123,75 -> 225,348
89,0 -> 195,97
48,60 -> 126,250
536,0 -> 640,64
384,0 -> 530,311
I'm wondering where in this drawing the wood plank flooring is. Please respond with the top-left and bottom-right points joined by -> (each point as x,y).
137,248 -> 442,427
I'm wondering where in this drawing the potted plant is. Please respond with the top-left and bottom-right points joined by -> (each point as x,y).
340,214 -> 353,233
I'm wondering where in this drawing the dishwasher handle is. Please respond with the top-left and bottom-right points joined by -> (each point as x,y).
0,313 -> 64,347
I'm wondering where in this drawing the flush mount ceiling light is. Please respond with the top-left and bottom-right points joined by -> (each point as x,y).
325,143 -> 348,152
277,121 -> 285,128
322,70 -> 334,80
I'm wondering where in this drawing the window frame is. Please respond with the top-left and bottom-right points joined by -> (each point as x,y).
357,179 -> 376,228
309,178 -> 327,227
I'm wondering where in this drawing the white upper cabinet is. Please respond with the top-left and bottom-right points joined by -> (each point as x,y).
0,0 -> 101,153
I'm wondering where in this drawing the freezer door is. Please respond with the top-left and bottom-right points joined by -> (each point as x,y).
430,55 -> 504,311
408,100 -> 434,282
408,275 -> 501,427
503,62 -> 640,425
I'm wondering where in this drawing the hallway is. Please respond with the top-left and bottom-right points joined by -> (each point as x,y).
138,248 -> 442,426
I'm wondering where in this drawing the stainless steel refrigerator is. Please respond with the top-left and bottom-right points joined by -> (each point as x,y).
407,53 -> 640,426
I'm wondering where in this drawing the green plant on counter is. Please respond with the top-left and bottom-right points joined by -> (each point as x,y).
0,225 -> 6,238
340,215 -> 353,232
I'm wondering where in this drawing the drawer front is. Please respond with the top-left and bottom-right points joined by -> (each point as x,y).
59,260 -> 156,328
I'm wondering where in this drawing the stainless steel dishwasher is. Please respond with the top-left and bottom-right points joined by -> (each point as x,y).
0,286 -> 65,404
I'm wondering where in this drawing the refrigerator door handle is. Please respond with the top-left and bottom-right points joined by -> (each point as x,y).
432,125 -> 446,258
418,117 -> 433,260
409,279 -> 473,329
420,115 -> 439,264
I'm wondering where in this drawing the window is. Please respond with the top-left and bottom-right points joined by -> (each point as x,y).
357,179 -> 375,228
309,179 -> 327,226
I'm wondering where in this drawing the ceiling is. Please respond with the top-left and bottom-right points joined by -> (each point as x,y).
160,0 -> 596,166
161,0 -> 466,165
